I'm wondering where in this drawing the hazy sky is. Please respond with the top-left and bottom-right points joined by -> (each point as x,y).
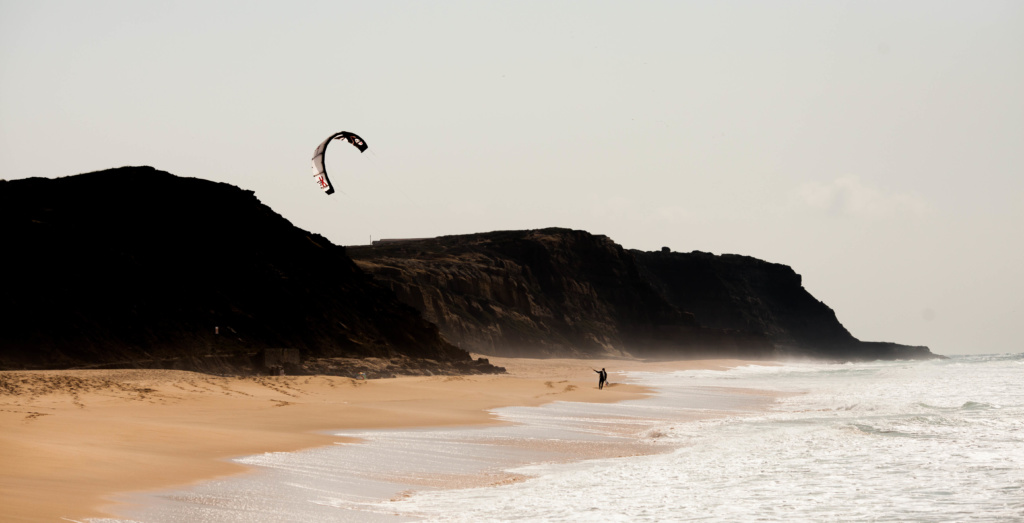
2,1 -> 1021,356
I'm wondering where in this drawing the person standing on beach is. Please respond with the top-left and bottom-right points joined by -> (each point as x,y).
594,368 -> 607,389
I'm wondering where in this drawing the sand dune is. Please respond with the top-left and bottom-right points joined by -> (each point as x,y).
0,357 -> 758,522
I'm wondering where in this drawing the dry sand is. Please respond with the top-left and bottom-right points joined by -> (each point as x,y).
0,356 -> 762,522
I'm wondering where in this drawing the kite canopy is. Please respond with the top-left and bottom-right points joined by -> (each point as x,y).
311,131 -> 368,195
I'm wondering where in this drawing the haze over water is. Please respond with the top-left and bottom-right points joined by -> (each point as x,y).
108,353 -> 1023,522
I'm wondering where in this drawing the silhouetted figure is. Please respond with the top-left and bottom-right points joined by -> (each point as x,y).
594,368 -> 607,389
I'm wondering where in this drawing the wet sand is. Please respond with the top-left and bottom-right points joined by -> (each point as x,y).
0,357 -> 763,522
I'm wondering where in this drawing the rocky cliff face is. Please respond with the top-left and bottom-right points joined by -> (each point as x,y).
0,167 -> 499,373
350,229 -> 937,361
349,229 -> 775,358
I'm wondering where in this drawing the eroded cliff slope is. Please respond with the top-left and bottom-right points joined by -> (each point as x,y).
349,229 -> 774,358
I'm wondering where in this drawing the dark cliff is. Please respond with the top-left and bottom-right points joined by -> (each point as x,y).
1,169 -> 935,369
350,229 -> 937,361
348,229 -> 775,358
0,167 -> 499,373
632,249 -> 935,360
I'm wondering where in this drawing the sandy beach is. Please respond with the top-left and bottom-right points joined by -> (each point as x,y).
0,357 -> 761,522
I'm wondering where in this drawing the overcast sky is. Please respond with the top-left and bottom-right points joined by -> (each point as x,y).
2,1 -> 1021,356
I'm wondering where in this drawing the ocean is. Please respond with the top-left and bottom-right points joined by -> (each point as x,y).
104,353 -> 1023,522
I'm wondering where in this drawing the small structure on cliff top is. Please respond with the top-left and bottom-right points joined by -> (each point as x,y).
371,238 -> 429,246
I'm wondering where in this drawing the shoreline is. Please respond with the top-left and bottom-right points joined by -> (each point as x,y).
0,357 -> 769,522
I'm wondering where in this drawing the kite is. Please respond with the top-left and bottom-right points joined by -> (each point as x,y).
311,131 -> 368,195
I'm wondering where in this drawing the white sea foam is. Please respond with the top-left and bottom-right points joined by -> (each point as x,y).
386,354 -> 1024,522
104,354 -> 1024,522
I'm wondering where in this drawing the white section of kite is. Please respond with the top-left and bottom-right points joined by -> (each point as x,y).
311,131 -> 368,195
